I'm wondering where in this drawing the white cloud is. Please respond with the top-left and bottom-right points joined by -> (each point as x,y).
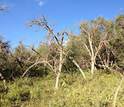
36,0 -> 44,7
119,8 -> 123,11
39,1 -> 44,6
0,4 -> 8,11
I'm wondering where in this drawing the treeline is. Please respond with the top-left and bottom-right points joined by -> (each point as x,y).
0,15 -> 124,89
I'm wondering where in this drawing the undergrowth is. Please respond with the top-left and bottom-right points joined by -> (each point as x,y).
0,70 -> 124,107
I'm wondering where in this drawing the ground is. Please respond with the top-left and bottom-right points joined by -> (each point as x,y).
0,70 -> 124,107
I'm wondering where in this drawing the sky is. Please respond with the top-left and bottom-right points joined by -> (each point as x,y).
0,0 -> 124,47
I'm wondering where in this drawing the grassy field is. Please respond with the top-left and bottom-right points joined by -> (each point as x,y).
0,71 -> 124,107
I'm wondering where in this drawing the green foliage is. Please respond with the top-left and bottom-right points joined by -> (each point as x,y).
0,15 -> 124,107
37,43 -> 49,58
0,71 -> 124,107
0,39 -> 13,79
11,42 -> 49,78
109,15 -> 124,70
0,15 -> 124,79
65,35 -> 90,71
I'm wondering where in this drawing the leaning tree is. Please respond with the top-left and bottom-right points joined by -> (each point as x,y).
23,16 -> 86,89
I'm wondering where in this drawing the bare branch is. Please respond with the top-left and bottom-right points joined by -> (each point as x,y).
72,59 -> 86,79
22,60 -> 54,77
29,17 -> 60,45
83,43 -> 92,57
113,77 -> 124,107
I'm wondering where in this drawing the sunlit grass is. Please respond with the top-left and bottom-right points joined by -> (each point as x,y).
0,71 -> 124,107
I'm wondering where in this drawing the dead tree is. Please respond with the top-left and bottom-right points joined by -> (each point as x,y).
80,22 -> 108,75
27,16 -> 86,89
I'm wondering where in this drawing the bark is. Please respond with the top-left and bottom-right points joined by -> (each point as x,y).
72,59 -> 86,79
91,57 -> 95,75
55,72 -> 61,90
91,59 -> 95,75
55,48 -> 63,89
22,60 -> 54,77
82,26 -> 104,75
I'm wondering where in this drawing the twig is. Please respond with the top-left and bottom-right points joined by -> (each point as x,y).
22,60 -> 54,77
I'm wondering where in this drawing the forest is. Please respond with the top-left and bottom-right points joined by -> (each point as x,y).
0,4 -> 124,107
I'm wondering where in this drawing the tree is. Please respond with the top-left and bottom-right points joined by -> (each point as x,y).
80,17 -> 113,74
27,16 -> 86,89
65,34 -> 90,71
13,42 -> 35,77
0,4 -> 10,80
109,15 -> 124,70
0,39 -> 11,79
28,17 -> 68,89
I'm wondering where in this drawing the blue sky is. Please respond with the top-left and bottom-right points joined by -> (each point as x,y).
0,0 -> 124,47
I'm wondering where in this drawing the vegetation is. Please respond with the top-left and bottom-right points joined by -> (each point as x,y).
0,71 -> 124,107
0,7 -> 124,106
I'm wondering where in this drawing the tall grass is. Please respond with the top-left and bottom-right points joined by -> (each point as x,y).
0,71 -> 124,107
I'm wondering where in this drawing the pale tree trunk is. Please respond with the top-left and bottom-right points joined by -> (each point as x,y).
113,77 -> 124,107
55,48 -> 63,90
91,60 -> 95,75
55,72 -> 61,90
72,59 -> 86,79
89,36 -> 96,75
91,57 -> 95,75
82,27 -> 103,75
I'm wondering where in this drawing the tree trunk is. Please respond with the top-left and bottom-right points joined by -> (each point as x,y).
72,59 -> 86,79
91,57 -> 95,75
55,72 -> 61,90
55,48 -> 63,90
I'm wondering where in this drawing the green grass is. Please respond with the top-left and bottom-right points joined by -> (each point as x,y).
0,71 -> 124,107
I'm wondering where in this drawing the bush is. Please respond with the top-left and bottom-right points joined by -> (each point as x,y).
1,71 -> 124,107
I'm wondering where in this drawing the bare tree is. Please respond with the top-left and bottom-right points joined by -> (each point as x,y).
26,16 -> 86,89
80,20 -> 109,74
